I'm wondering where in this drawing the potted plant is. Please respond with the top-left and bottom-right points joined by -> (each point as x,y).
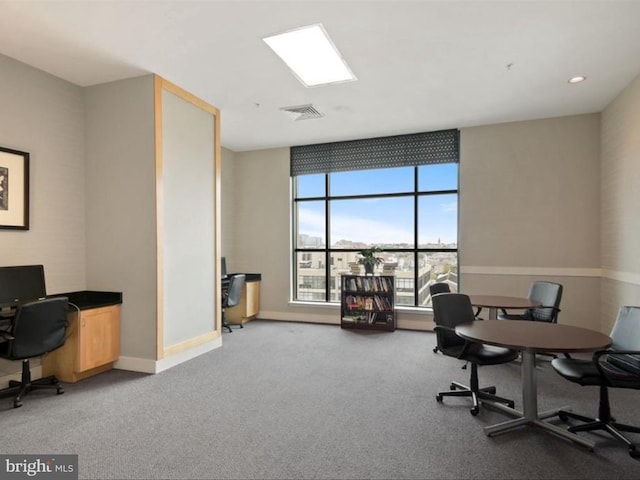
357,246 -> 383,275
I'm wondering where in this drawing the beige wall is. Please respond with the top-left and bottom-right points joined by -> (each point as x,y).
459,114 -> 602,330
601,74 -> 640,333
84,75 -> 158,361
221,147 -> 237,263
229,114 -> 603,331
0,54 -> 86,294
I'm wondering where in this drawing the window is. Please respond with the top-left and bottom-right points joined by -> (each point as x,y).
291,130 -> 459,307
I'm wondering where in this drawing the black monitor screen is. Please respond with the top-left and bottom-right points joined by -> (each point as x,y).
221,257 -> 227,279
0,265 -> 46,306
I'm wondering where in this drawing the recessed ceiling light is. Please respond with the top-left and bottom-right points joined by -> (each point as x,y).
568,75 -> 587,84
263,24 -> 356,88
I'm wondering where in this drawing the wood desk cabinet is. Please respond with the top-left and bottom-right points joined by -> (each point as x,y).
225,279 -> 261,325
42,303 -> 121,383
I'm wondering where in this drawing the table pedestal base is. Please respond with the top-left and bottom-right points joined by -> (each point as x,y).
480,351 -> 595,450
481,403 -> 595,449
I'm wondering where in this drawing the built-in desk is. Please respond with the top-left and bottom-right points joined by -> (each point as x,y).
224,273 -> 261,325
42,291 -> 122,383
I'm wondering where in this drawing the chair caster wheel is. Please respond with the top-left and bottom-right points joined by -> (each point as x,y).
57,386 -> 64,395
507,401 -> 515,409
470,406 -> 479,416
558,411 -> 569,422
630,447 -> 640,459
449,384 -> 456,390
433,346 -> 438,353
13,400 -> 22,408
436,394 -> 443,403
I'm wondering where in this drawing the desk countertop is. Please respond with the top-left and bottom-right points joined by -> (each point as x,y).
50,290 -> 123,310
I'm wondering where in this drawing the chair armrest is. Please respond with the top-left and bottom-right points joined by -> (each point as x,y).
0,331 -> 14,341
593,349 -> 640,382
433,325 -> 471,359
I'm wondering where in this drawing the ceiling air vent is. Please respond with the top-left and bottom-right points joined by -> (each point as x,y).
280,104 -> 324,121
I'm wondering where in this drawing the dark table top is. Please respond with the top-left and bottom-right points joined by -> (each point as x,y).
456,320 -> 612,353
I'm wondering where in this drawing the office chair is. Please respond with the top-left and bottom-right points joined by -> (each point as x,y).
552,306 -> 640,458
221,274 -> 246,333
433,293 -> 518,415
0,297 -> 69,408
498,281 -> 563,323
430,283 -> 451,353
498,281 -> 565,360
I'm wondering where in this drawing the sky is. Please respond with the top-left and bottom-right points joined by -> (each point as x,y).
296,164 -> 458,246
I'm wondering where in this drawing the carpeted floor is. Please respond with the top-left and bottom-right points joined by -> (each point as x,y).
0,319 -> 637,479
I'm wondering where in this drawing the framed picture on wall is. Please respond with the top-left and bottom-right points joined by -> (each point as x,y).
0,146 -> 29,230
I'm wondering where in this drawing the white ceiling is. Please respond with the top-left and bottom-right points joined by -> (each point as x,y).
1,1 -> 639,152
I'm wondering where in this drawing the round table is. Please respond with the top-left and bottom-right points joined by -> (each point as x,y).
455,320 -> 612,448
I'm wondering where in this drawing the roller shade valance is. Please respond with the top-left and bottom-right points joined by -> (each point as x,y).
290,129 -> 459,176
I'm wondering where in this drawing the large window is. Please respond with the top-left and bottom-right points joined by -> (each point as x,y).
293,162 -> 458,307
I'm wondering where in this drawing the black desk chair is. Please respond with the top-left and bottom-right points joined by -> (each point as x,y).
0,297 -> 68,408
552,306 -> 640,458
430,283 -> 451,354
222,274 -> 245,333
433,293 -> 518,416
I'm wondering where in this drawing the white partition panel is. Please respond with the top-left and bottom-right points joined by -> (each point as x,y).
161,89 -> 216,348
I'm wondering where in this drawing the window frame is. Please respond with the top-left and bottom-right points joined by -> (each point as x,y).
292,164 -> 458,307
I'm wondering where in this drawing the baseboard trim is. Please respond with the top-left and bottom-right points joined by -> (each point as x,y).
115,337 -> 222,374
260,310 -> 340,325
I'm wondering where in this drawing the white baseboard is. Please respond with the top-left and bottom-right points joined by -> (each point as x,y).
114,337 -> 222,374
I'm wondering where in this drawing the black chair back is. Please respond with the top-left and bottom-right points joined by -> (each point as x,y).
432,293 -> 475,350
528,281 -> 563,322
429,282 -> 451,296
224,274 -> 246,309
4,297 -> 68,360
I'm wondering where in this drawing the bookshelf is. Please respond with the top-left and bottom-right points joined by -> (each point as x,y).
340,274 -> 395,331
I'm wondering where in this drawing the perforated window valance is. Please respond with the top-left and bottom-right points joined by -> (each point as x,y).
290,129 -> 459,176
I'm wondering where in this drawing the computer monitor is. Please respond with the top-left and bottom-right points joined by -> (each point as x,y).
0,264 -> 46,307
221,257 -> 227,279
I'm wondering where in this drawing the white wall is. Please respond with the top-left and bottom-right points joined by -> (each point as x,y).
161,89 -> 215,346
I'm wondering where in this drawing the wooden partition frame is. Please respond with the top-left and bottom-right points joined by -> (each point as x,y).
153,75 -> 222,359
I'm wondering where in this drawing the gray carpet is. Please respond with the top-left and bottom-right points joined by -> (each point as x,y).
0,320 -> 637,479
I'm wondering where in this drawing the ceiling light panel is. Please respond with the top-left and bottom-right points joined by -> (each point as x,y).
263,24 -> 356,87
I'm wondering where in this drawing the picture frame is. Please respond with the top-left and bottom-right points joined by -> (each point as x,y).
0,146 -> 29,230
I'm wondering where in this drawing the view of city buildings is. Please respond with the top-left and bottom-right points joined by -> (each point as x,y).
296,235 -> 458,307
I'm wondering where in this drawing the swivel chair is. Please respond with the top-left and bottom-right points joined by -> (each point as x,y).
433,293 -> 518,415
0,297 -> 69,408
221,274 -> 246,333
429,283 -> 451,354
498,281 -> 564,360
552,306 -> 640,458
498,281 -> 563,323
